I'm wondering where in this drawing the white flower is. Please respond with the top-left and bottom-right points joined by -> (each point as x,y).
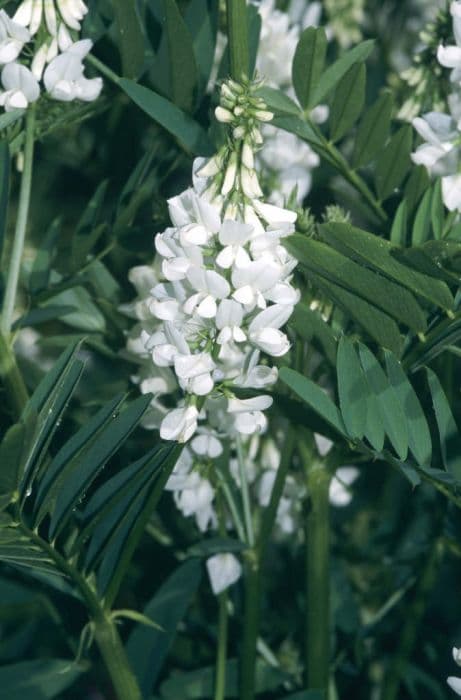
228,395 -> 273,435
314,433 -> 333,457
0,10 -> 30,64
448,676 -> 461,695
44,39 -> 102,102
454,647 -> 461,666
160,405 -> 199,442
442,173 -> 461,211
206,553 -> 242,595
191,431 -> 223,458
329,467 -> 359,507
0,62 -> 39,110
174,352 -> 215,396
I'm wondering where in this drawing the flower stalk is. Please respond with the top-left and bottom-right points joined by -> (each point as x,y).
303,445 -> 331,695
1,104 -> 35,337
226,0 -> 250,82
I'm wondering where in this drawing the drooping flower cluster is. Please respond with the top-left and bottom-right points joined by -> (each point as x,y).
0,0 -> 101,111
411,1 -> 461,211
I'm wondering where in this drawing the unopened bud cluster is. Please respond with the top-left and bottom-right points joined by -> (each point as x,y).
0,0 -> 102,112
203,78 -> 274,211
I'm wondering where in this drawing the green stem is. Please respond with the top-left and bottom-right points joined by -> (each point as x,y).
303,450 -> 331,695
1,105 -> 36,337
236,436 -> 254,547
0,331 -> 28,419
380,541 -> 441,700
19,523 -> 142,700
215,590 -> 229,700
87,54 -> 121,86
303,117 -> 387,224
257,427 -> 296,561
226,0 -> 250,81
93,617 -> 142,700
240,552 -> 260,700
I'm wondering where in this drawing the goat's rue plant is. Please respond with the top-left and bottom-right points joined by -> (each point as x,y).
2,0 -> 461,699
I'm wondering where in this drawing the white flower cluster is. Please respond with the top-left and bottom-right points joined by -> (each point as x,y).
412,1 -> 461,211
0,0 -> 101,111
129,79 -> 300,446
448,646 -> 461,695
253,0 -> 325,207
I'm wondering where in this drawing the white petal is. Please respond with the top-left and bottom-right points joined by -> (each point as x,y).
206,553 -> 242,595
252,199 -> 297,224
438,44 -> 461,68
442,174 -> 461,211
160,406 -> 199,442
249,304 -> 293,332
447,677 -> 461,695
228,395 -> 273,413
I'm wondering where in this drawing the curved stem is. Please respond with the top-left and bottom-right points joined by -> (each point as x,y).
1,105 -> 36,337
226,0 -> 250,81
0,331 -> 28,419
19,523 -> 142,700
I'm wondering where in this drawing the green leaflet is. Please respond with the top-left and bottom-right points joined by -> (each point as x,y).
384,351 -> 431,466
352,92 -> 393,168
184,0 -> 218,91
292,26 -> 327,109
289,302 -> 338,365
337,337 -> 368,440
375,124 -> 413,201
310,39 -> 374,106
390,200 -> 408,246
358,344 -> 409,460
119,79 -> 212,155
318,222 -> 454,310
47,394 -> 152,540
404,164 -> 431,215
112,0 -> 144,79
309,273 -> 403,355
162,0 -> 198,112
427,368 -> 461,479
279,367 -> 348,437
20,340 -> 85,496
329,62 -> 366,142
284,235 -> 427,333
126,559 -> 202,694
411,187 -> 432,245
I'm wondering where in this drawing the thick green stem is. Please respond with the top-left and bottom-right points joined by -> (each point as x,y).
1,106 -> 36,337
226,0 -> 250,81
214,590 -> 229,700
20,524 -> 142,700
0,331 -> 28,419
304,457 -> 331,695
380,541 -> 440,700
240,552 -> 260,700
94,617 -> 142,700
